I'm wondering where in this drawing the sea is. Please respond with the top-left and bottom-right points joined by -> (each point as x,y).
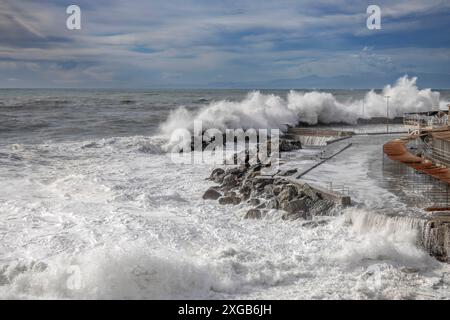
1,83 -> 450,299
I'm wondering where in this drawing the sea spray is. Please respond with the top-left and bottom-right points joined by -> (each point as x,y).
330,208 -> 435,269
161,76 -> 440,133
0,245 -> 233,299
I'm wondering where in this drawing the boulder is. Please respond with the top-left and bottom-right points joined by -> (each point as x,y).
282,210 -> 306,221
277,184 -> 298,203
281,197 -> 308,214
263,184 -> 274,196
308,199 -> 335,216
239,184 -> 252,200
218,196 -> 241,205
210,167 -> 225,179
222,174 -> 239,188
273,186 -> 282,196
256,202 -> 267,209
202,187 -> 221,200
225,191 -> 237,197
266,198 -> 279,210
242,164 -> 261,184
302,220 -> 329,228
210,168 -> 226,184
248,198 -> 261,206
253,178 -> 274,192
274,178 -> 289,185
225,166 -> 246,177
263,193 -> 275,200
241,193 -> 251,201
279,138 -> 302,152
299,183 -> 320,201
244,209 -> 263,219
278,168 -> 298,176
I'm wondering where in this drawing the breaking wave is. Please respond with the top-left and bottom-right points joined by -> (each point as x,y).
0,244 -> 229,299
161,76 -> 440,133
332,208 -> 435,269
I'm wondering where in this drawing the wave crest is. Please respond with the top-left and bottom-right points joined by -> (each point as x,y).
160,76 -> 440,133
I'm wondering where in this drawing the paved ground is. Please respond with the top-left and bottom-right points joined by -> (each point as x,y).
297,134 -> 429,217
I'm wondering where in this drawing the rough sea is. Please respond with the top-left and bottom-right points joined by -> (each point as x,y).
1,83 -> 450,299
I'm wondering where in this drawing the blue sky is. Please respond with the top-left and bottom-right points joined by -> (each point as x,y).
1,0 -> 449,88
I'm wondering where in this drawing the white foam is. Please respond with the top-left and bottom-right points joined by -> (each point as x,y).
329,208 -> 433,269
0,244 -> 232,299
298,135 -> 332,146
1,96 -> 450,299
161,76 -> 440,133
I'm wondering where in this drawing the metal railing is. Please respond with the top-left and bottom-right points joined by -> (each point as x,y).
404,114 -> 448,129
327,181 -> 350,196
422,136 -> 450,167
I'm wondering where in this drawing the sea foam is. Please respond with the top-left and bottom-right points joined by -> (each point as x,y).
161,76 -> 440,134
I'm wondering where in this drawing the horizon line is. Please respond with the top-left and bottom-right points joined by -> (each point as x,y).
1,87 -> 450,91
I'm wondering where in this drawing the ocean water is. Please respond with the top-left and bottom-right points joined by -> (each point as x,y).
1,83 -> 450,299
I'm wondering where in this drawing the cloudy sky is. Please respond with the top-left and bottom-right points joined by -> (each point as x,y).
1,0 -> 449,88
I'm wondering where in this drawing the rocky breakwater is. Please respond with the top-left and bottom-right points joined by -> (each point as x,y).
203,164 -> 338,221
188,132 -> 302,153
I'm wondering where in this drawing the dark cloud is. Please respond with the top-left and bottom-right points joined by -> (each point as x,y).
0,0 -> 449,88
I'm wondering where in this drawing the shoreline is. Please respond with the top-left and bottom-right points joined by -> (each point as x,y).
202,130 -> 450,264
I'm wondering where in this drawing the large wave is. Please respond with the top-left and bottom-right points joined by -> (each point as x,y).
160,76 -> 441,134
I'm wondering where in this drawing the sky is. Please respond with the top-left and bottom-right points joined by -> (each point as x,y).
0,0 -> 449,89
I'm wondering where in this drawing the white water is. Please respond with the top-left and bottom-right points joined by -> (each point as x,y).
0,133 -> 449,299
161,76 -> 441,134
298,136 -> 332,146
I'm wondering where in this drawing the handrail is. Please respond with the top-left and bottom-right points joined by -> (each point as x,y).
422,137 -> 450,166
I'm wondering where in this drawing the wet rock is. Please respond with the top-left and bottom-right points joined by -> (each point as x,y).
263,193 -> 275,200
266,198 -> 279,210
273,186 -> 282,196
277,184 -> 298,203
248,198 -> 261,206
281,197 -> 308,214
222,174 -> 239,188
274,178 -> 289,185
210,168 -> 226,184
225,191 -> 237,197
282,210 -> 306,221
210,168 -> 225,179
256,202 -> 267,209
241,193 -> 251,201
299,183 -> 320,201
278,168 -> 298,176
202,187 -> 221,200
218,196 -> 241,205
308,199 -> 335,216
279,138 -> 302,152
302,220 -> 329,228
242,164 -> 261,183
253,178 -> 274,192
244,209 -> 263,219
239,184 -> 252,200
400,267 -> 420,274
225,166 -> 246,177
263,184 -> 274,196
